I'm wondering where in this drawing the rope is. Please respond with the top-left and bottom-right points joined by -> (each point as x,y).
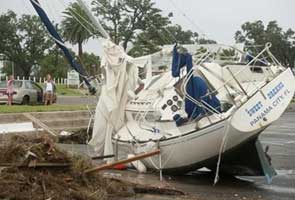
56,0 -> 98,36
213,117 -> 231,185
168,0 -> 211,41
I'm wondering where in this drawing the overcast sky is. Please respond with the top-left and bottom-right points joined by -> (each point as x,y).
1,0 -> 294,56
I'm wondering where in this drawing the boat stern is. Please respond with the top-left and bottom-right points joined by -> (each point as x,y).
231,68 -> 295,133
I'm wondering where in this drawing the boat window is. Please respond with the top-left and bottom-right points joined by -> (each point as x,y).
172,95 -> 178,101
171,105 -> 178,112
167,99 -> 173,106
250,67 -> 263,73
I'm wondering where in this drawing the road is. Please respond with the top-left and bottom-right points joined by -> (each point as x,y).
56,95 -> 98,105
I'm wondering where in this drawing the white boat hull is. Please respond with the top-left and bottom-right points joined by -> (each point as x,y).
114,68 -> 295,174
116,119 -> 262,173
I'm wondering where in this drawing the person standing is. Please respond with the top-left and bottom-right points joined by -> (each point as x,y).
43,74 -> 55,105
6,75 -> 14,106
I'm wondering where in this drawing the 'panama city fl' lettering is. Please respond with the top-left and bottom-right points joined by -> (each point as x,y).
245,82 -> 291,126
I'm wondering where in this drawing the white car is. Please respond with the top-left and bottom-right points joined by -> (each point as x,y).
0,80 -> 45,105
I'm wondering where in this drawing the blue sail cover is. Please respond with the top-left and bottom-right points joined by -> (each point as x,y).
172,45 -> 221,120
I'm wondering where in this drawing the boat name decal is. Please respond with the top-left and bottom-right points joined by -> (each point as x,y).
246,82 -> 291,127
245,101 -> 263,117
267,82 -> 284,99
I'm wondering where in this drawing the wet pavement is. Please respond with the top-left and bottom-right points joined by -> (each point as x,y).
117,105 -> 295,200
56,96 -> 97,105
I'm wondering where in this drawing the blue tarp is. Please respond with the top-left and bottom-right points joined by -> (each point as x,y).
172,45 -> 221,121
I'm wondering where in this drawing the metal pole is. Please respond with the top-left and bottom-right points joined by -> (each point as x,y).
226,67 -> 249,98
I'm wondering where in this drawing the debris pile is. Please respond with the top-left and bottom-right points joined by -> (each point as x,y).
58,128 -> 92,144
0,135 -> 133,200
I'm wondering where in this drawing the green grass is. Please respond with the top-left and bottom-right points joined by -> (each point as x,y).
0,104 -> 90,113
55,85 -> 84,96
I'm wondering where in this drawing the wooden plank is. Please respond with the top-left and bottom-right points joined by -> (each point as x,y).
23,113 -> 58,137
85,149 -> 160,174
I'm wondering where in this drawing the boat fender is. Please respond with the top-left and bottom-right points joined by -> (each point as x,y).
127,154 -> 147,173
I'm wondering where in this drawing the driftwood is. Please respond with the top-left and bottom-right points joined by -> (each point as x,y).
23,113 -> 58,137
85,149 -> 160,174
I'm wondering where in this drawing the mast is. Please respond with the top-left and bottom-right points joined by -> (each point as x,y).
29,0 -> 96,94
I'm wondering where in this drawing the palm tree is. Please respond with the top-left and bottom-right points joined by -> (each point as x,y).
61,2 -> 95,62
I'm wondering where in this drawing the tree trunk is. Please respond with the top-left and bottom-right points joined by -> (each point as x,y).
22,65 -> 31,78
78,41 -> 83,63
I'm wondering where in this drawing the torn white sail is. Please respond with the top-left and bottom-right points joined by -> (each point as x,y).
89,41 -> 139,161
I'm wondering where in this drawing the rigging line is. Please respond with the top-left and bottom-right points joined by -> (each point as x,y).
56,0 -> 99,35
168,0 -> 210,40
147,25 -> 174,45
56,0 -> 93,35
214,119 -> 231,185
67,7 -> 98,34
76,0 -> 110,40
93,0 -> 176,48
101,0 -> 177,44
146,16 -> 178,44
67,7 -> 97,35
135,5 -> 177,44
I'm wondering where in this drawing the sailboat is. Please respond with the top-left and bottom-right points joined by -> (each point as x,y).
30,0 -> 295,182
88,38 -> 294,182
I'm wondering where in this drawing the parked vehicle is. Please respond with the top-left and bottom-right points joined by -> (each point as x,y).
0,80 -> 56,105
